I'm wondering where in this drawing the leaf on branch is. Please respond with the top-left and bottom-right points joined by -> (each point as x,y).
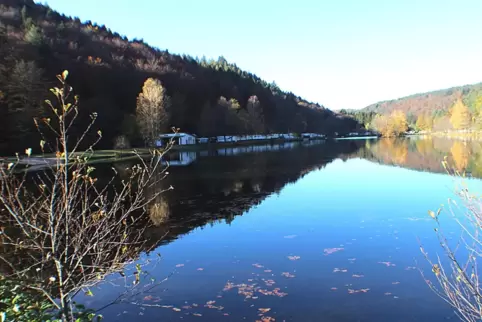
62,70 -> 69,80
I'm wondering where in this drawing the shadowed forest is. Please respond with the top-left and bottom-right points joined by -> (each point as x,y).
0,0 -> 359,154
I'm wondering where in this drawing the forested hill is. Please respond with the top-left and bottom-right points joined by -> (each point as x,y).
0,0 -> 359,153
339,82 -> 482,133
361,83 -> 482,117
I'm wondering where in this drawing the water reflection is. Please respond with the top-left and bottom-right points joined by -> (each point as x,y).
356,136 -> 482,177
143,139 -> 364,247
15,136 -> 481,321
88,137 -> 467,321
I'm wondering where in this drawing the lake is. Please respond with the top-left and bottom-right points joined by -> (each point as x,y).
79,136 -> 482,321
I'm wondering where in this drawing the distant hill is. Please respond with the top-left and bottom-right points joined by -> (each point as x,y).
0,0 -> 359,153
340,82 -> 482,132
361,83 -> 482,117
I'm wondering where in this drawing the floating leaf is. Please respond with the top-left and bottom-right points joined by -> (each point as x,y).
324,247 -> 344,255
283,235 -> 297,239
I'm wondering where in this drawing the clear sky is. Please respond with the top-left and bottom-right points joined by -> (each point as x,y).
37,0 -> 482,110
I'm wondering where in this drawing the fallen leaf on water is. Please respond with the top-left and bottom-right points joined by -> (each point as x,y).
172,307 -> 181,312
384,292 -> 392,296
352,274 -> 364,278
257,316 -> 276,322
331,287 -> 338,291
287,256 -> 300,261
333,268 -> 348,273
258,308 -> 272,314
281,272 -> 295,278
392,281 -> 400,285
264,269 -> 272,273
378,261 -> 396,267
324,248 -> 344,255
206,300 -> 216,305
175,264 -> 185,268
192,303 -> 199,307
284,235 -> 297,239
197,268 -> 204,271
264,279 -> 276,286
348,258 -> 356,261
143,295 -> 154,301
253,263 -> 264,268
192,313 -> 202,317
223,313 -> 229,316
405,266 -> 416,271
348,288 -> 370,294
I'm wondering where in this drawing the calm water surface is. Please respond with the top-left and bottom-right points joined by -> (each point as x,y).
81,137 -> 482,321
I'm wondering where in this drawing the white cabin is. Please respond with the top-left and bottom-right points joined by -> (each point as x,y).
156,133 -> 197,146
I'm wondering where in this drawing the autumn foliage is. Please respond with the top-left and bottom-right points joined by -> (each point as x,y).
372,110 -> 408,137
450,99 -> 471,130
416,113 -> 433,131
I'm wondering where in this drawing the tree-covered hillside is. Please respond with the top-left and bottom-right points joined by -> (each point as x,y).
341,82 -> 482,133
0,0 -> 359,153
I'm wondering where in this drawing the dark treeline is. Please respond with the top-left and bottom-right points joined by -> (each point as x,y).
0,0 -> 359,154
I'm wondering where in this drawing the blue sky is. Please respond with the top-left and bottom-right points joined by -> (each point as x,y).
38,0 -> 482,110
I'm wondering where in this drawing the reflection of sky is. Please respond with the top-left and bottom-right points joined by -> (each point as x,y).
83,158 -> 481,321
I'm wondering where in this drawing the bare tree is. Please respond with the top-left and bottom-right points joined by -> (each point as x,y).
0,71 -> 172,321
136,78 -> 170,146
422,161 -> 482,322
246,95 -> 265,134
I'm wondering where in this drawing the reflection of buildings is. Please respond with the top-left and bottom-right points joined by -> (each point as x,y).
163,151 -> 197,166
142,139 -> 364,250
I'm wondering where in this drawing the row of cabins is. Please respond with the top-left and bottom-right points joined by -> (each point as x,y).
156,133 -> 326,146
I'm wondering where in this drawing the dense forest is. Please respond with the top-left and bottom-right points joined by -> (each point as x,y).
0,0 -> 359,154
339,83 -> 482,135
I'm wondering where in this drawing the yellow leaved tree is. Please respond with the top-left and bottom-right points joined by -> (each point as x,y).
373,110 -> 408,137
450,99 -> 471,130
416,113 -> 433,131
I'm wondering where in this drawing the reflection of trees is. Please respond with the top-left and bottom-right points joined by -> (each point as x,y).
141,140 -> 364,248
450,141 -> 470,173
358,137 -> 482,178
415,137 -> 434,156
370,138 -> 408,165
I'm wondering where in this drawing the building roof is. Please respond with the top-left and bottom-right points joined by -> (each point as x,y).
158,133 -> 197,138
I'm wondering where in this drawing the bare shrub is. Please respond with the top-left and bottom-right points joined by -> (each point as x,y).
0,71 -> 172,321
422,161 -> 482,322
